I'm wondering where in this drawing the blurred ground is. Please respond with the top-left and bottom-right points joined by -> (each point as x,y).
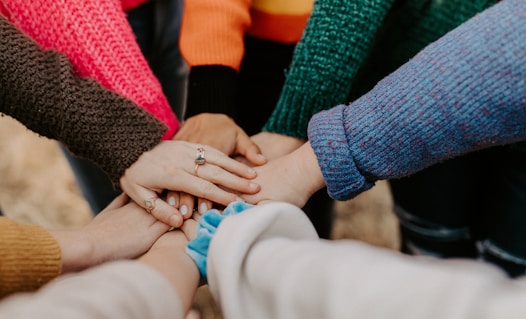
0,115 -> 399,318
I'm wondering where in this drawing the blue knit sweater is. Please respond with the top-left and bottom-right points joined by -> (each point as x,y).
308,0 -> 526,201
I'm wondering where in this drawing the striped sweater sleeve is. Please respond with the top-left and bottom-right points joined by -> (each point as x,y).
0,15 -> 166,186
0,0 -> 179,139
308,0 -> 526,200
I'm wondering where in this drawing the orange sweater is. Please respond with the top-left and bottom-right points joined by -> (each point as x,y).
0,218 -> 61,298
181,0 -> 313,70
180,0 -> 313,120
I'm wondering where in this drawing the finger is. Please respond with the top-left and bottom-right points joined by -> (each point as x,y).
164,172 -> 245,207
236,133 -> 267,166
178,192 -> 195,220
165,191 -> 180,208
180,218 -> 199,240
197,197 -> 212,214
204,147 -> 258,179
195,163 -> 260,195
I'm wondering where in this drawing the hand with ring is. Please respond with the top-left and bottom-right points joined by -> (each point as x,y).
120,140 -> 261,227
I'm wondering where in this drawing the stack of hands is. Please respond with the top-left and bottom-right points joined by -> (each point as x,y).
119,112 -> 325,228
59,113 -> 325,276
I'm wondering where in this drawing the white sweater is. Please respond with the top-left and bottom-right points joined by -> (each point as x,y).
1,202 -> 526,319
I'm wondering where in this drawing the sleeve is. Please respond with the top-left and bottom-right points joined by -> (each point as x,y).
0,15 -> 166,186
0,217 -> 61,298
262,0 -> 395,140
179,0 -> 251,119
0,0 -> 179,139
0,261 -> 185,319
308,0 -> 526,200
207,201 -> 526,319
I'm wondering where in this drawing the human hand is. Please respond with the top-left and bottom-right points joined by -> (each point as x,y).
120,140 -> 260,227
251,132 -> 305,161
52,193 -> 170,273
241,142 -> 326,207
172,114 -> 266,217
174,113 -> 267,165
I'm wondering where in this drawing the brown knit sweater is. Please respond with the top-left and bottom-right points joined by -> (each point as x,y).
0,15 -> 167,186
0,16 -> 167,296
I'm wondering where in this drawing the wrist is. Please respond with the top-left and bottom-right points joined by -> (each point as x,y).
296,142 -> 326,196
50,230 -> 95,273
185,65 -> 239,119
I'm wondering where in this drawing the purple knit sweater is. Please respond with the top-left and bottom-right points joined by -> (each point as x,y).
308,0 -> 526,201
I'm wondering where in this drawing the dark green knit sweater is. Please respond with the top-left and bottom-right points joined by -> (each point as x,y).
264,0 -> 498,140
0,16 -> 166,186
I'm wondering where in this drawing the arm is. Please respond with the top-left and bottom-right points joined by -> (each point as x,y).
0,194 -> 170,298
1,0 -> 178,138
308,0 -> 526,200
243,0 -> 526,205
208,202 -> 522,319
0,15 -> 166,185
263,0 -> 395,140
0,16 -> 259,227
175,0 -> 265,164
0,225 -> 199,319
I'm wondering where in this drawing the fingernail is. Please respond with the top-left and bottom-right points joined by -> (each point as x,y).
199,202 -> 208,214
249,182 -> 259,190
258,154 -> 266,161
248,168 -> 256,175
180,205 -> 188,216
235,197 -> 245,203
168,196 -> 177,206
169,214 -> 181,227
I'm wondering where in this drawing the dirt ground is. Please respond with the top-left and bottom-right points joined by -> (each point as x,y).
0,115 -> 400,318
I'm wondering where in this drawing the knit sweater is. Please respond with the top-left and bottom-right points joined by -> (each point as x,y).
0,218 -> 61,298
0,15 -> 166,186
264,0 -> 498,140
180,0 -> 313,119
0,0 -> 179,139
308,0 -> 526,201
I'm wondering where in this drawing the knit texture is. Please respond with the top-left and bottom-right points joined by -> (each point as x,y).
0,16 -> 166,186
0,218 -> 61,298
0,0 -> 179,139
264,0 -> 497,140
180,0 -> 312,119
308,0 -> 526,200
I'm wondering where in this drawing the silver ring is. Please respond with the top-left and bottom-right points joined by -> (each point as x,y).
195,147 -> 206,165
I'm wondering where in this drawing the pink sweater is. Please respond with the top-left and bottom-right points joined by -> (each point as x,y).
0,0 -> 179,139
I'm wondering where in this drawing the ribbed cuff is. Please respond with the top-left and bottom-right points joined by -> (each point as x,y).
184,65 -> 239,120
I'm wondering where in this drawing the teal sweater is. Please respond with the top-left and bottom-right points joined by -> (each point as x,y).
264,0 -> 498,140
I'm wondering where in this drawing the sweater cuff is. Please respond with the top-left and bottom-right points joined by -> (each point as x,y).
184,65 -> 239,120
308,105 -> 374,200
0,218 -> 61,298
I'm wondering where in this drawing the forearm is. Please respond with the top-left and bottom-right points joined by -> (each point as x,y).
263,0 -> 395,139
0,262 -> 185,319
180,0 -> 251,119
1,0 -> 178,138
308,0 -> 526,200
0,16 -> 166,185
139,231 -> 200,313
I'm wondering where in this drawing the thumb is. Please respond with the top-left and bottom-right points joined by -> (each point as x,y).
236,133 -> 266,166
